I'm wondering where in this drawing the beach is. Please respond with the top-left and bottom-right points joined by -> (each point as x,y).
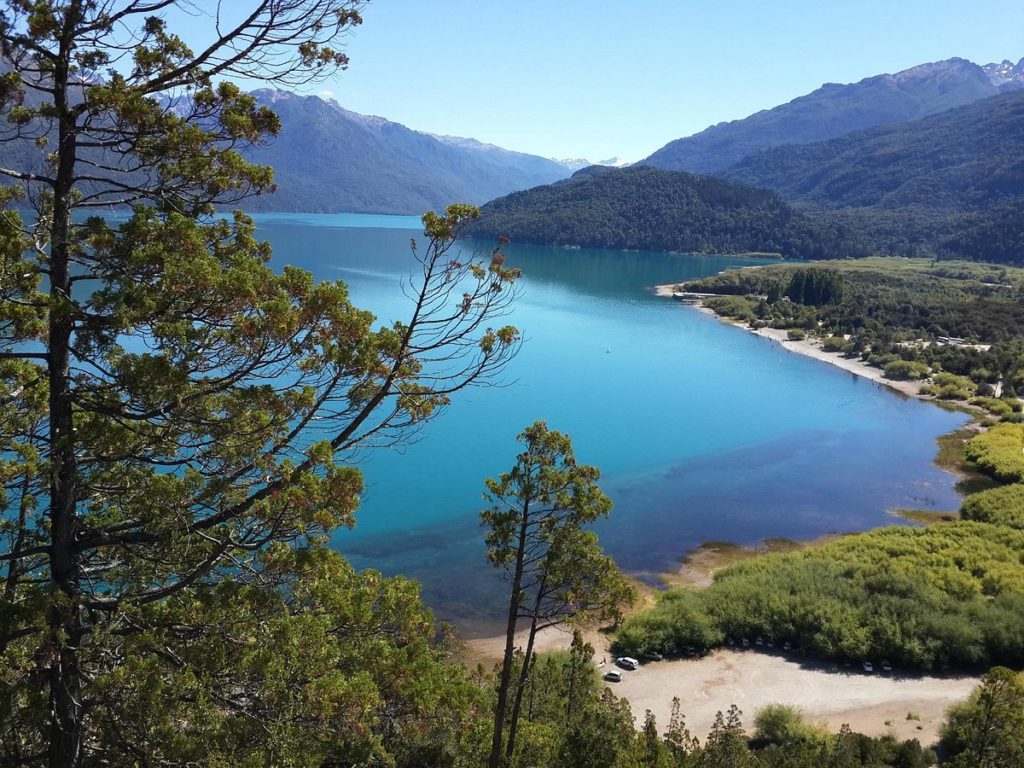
463,627 -> 977,745
652,282 -> 927,399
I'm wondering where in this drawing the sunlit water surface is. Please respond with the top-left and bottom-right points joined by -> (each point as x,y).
253,213 -> 966,636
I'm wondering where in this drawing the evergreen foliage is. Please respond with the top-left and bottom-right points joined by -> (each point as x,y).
784,268 -> 845,306
0,5 -> 523,765
468,166 -> 870,260
941,667 -> 1024,767
482,421 -> 633,767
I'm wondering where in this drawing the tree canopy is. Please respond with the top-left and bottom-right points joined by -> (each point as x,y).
0,3 -> 523,766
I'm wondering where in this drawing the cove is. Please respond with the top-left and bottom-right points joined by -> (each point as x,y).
253,213 -> 968,636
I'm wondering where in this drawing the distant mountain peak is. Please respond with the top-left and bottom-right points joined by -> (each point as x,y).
982,56 -> 1024,89
237,88 -> 571,214
890,57 -> 976,82
642,54 -> 1023,174
554,156 -> 631,171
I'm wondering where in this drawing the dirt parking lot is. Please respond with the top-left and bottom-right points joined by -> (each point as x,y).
607,649 -> 979,746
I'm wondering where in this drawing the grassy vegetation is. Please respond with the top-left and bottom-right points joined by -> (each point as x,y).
961,483 -> 1024,530
615,522 -> 1024,669
965,423 -> 1024,482
892,508 -> 959,525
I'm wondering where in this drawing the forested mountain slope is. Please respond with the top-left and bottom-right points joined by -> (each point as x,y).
721,89 -> 1024,211
716,89 -> 1024,263
469,166 -> 867,260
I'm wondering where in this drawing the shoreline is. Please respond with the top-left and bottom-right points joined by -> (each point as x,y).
666,294 -> 928,400
702,305 -> 928,397
462,284 -> 987,733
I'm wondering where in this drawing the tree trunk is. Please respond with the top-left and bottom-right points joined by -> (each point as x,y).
488,501 -> 531,768
565,645 -> 577,722
47,14 -> 85,765
504,613 -> 539,761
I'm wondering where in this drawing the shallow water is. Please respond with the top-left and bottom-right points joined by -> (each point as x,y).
254,213 -> 967,636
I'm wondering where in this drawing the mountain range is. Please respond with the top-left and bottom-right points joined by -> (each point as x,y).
239,90 -> 571,214
721,88 -> 1024,211
474,81 -> 1024,264
641,57 -> 1024,175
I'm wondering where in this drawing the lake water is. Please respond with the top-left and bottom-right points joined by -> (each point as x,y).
253,213 -> 967,636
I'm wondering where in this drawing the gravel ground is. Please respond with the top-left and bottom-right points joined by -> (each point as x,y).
606,648 -> 979,746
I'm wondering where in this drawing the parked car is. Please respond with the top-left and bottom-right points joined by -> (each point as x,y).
755,636 -> 764,647
616,657 -> 639,670
741,637 -> 750,648
641,651 -> 664,662
782,641 -> 792,652
881,660 -> 893,673
604,670 -> 622,682
862,661 -> 874,674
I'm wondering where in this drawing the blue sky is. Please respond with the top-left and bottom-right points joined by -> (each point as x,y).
178,1 -> 1024,162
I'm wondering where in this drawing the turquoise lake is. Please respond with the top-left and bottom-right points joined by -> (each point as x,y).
253,213 -> 967,636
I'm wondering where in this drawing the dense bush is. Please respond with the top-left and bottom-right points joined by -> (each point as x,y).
616,523 -> 1024,669
961,483 -> 1024,530
970,396 -> 1017,416
821,335 -> 851,353
921,371 -> 979,400
966,423 -> 1024,482
704,295 -> 756,322
883,360 -> 930,380
786,328 -> 806,341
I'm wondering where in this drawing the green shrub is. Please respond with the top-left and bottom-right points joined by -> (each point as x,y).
786,328 -> 806,341
867,353 -> 900,368
705,295 -> 756,322
753,704 -> 829,748
614,589 -> 722,657
970,396 -> 1014,416
821,336 -> 855,353
934,384 -> 975,400
616,523 -> 1024,669
932,372 -> 978,396
883,360 -> 930,380
966,423 -> 1024,482
962,483 -> 1024,530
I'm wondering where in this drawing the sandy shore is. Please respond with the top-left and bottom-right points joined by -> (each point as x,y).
611,649 -> 978,747
463,630 -> 977,746
741,317 -> 924,399
659,292 -> 927,399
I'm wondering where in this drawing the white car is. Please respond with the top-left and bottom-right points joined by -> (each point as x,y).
604,670 -> 622,682
862,661 -> 874,674
616,656 -> 639,670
